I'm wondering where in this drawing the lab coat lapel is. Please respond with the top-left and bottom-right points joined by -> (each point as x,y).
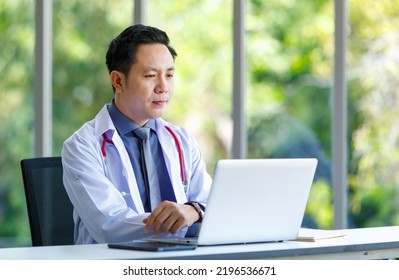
112,135 -> 146,213
95,106 -> 145,213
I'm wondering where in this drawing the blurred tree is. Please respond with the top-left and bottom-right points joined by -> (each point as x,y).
246,0 -> 334,227
348,1 -> 399,227
0,0 -> 135,245
148,0 -> 232,173
0,0 -> 33,243
52,0 -> 134,154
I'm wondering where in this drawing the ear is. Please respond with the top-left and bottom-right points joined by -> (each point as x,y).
109,71 -> 125,94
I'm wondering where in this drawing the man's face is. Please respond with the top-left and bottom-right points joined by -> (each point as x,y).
113,43 -> 175,126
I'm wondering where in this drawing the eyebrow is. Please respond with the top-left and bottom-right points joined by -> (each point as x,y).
143,66 -> 175,73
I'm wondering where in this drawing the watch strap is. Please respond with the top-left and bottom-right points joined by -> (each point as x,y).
185,201 -> 205,222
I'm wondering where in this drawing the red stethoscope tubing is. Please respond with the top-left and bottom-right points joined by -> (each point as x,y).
164,126 -> 187,184
101,133 -> 114,157
101,126 -> 187,185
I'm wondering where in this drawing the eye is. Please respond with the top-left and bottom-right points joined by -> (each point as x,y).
145,74 -> 156,78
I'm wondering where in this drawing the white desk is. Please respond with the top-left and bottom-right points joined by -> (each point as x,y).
1,226 -> 399,260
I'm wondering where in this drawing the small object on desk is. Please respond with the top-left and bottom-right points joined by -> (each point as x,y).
108,241 -> 197,252
295,228 -> 347,242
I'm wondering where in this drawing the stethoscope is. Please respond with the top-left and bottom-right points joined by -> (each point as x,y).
101,126 -> 187,185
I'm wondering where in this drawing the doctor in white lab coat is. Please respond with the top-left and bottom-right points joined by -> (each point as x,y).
62,24 -> 212,244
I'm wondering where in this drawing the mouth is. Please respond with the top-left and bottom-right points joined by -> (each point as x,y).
152,100 -> 168,106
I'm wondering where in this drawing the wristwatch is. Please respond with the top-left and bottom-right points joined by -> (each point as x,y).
185,202 -> 205,222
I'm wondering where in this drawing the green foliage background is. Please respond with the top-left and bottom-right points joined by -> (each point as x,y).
1,0 -> 399,246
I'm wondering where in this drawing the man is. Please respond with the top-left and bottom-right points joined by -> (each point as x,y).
62,24 -> 212,244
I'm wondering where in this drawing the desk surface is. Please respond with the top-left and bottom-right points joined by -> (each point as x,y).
1,226 -> 399,260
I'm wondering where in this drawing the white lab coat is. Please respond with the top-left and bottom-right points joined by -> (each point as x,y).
62,105 -> 212,244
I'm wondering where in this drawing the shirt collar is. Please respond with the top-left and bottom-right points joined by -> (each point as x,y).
108,99 -> 156,135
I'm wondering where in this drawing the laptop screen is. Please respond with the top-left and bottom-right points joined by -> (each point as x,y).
197,158 -> 318,246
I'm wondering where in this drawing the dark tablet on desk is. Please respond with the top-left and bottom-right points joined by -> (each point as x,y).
108,241 -> 197,252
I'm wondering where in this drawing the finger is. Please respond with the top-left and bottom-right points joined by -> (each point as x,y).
159,213 -> 177,233
144,201 -> 179,233
160,206 -> 188,233
146,204 -> 174,233
169,217 -> 186,234
144,215 -> 153,233
152,207 -> 174,233
144,207 -> 164,233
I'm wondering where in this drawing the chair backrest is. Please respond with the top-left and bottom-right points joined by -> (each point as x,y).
20,157 -> 74,246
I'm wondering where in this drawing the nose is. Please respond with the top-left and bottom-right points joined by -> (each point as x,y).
155,76 -> 169,94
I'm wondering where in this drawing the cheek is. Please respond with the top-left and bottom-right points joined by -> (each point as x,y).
139,81 -> 156,92
168,80 -> 175,91
126,81 -> 150,96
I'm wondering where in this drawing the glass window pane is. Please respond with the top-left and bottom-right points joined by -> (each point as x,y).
247,0 -> 334,229
348,1 -> 399,227
0,0 -> 34,247
1,0 -> 137,248
52,0 -> 134,154
147,0 -> 233,173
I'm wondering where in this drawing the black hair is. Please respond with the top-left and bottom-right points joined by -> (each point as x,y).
105,24 -> 177,77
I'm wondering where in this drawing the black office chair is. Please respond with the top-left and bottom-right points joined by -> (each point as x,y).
20,157 -> 74,246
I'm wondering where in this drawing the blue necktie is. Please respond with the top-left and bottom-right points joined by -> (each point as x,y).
134,127 -> 176,206
134,127 -> 155,211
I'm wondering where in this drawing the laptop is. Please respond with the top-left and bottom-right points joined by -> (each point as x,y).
143,158 -> 318,246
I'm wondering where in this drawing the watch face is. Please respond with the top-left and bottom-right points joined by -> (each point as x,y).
190,202 -> 204,221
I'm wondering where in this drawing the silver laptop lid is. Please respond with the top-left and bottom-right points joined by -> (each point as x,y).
197,158 -> 318,246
